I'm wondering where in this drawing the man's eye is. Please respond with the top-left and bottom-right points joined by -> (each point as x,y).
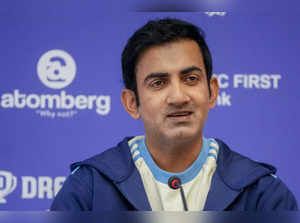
184,75 -> 199,84
150,80 -> 165,88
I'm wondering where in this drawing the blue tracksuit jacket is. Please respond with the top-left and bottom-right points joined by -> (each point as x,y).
50,138 -> 298,211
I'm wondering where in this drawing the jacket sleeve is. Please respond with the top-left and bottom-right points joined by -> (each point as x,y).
256,174 -> 298,210
50,166 -> 93,211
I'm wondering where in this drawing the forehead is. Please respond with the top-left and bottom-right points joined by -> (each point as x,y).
135,39 -> 205,80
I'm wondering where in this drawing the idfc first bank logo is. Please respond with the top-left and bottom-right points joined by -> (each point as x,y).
0,171 -> 17,204
0,49 -> 111,118
37,49 -> 76,89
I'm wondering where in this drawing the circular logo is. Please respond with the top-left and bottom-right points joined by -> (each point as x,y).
37,49 -> 76,89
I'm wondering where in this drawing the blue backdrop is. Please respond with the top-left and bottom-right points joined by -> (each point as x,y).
0,1 -> 299,210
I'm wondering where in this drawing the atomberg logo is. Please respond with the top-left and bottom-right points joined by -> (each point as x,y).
0,49 -> 111,118
37,49 -> 76,89
0,170 -> 66,204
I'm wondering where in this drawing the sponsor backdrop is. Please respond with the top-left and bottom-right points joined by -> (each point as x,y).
0,2 -> 299,210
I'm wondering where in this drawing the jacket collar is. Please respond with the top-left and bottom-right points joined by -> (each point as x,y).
72,137 -> 151,210
117,166 -> 152,210
204,139 -> 276,210
73,137 -> 276,211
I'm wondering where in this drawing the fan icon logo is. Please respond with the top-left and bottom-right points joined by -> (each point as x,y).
0,171 -> 17,204
37,49 -> 76,89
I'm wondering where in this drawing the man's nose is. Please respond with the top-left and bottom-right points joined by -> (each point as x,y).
166,82 -> 190,106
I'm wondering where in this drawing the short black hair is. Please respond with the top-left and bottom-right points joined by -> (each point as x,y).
121,18 -> 213,105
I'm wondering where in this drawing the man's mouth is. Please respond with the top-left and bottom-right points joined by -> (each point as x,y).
167,111 -> 193,118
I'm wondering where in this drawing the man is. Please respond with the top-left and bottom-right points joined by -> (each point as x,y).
51,18 -> 298,211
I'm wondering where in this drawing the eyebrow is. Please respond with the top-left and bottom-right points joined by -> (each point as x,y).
180,66 -> 203,75
143,72 -> 168,85
143,66 -> 203,84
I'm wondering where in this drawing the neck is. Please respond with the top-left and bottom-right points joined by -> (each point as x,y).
145,135 -> 203,173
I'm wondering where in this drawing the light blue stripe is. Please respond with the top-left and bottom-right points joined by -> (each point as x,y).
207,153 -> 217,160
138,137 -> 212,185
71,166 -> 80,175
270,174 -> 278,179
133,154 -> 142,163
208,147 -> 218,153
130,143 -> 139,153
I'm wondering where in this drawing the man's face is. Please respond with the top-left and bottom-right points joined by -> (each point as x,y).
123,39 -> 218,145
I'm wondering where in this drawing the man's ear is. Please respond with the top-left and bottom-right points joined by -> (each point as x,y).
208,77 -> 219,109
121,88 -> 140,119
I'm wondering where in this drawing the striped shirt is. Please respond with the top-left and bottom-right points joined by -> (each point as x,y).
128,136 -> 219,211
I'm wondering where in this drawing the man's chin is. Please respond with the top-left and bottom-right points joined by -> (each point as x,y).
164,129 -> 200,144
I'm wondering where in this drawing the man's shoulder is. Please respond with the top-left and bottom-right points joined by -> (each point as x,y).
215,138 -> 277,189
214,139 -> 298,210
70,136 -> 135,182
51,137 -> 136,211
